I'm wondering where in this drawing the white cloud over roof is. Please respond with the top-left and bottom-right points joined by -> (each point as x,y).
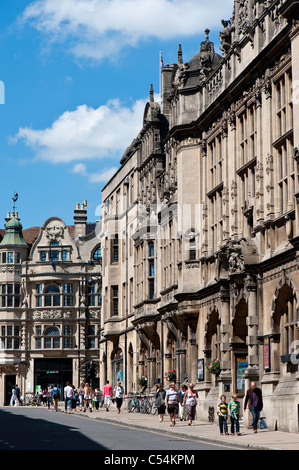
20,0 -> 233,61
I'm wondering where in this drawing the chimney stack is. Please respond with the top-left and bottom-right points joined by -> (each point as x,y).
74,201 -> 87,238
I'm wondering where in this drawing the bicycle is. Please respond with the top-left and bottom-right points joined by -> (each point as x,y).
127,394 -> 139,413
24,393 -> 41,406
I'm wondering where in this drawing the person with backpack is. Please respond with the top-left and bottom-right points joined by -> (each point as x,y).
47,386 -> 54,411
52,384 -> 60,412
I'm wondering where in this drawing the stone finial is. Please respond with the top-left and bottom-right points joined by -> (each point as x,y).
178,44 -> 183,65
149,84 -> 154,103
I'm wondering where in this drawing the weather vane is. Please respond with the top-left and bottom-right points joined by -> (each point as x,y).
12,192 -> 18,212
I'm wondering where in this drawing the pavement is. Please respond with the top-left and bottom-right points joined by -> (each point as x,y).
67,403 -> 299,451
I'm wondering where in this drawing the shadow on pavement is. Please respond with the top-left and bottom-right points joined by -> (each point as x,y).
0,408 -> 107,450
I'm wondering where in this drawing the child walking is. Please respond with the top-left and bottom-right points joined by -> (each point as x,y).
228,394 -> 241,435
217,395 -> 229,435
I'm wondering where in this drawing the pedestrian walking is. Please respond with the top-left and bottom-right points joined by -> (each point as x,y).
83,383 -> 93,412
47,386 -> 54,410
217,395 -> 229,435
179,385 -> 188,422
244,381 -> 263,433
10,386 -> 18,406
52,384 -> 60,412
15,384 -> 22,406
72,385 -> 78,412
94,387 -> 103,410
183,383 -> 200,426
64,381 -> 73,414
78,383 -> 85,411
103,381 -> 113,412
154,383 -> 166,422
42,388 -> 48,407
165,381 -> 180,427
228,394 -> 241,435
114,381 -> 125,414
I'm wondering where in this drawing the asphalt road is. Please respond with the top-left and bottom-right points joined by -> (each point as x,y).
0,406 -> 240,452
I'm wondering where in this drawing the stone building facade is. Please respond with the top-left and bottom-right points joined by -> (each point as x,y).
0,202 -> 102,405
99,0 -> 299,432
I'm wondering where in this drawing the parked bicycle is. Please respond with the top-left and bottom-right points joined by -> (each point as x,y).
23,393 -> 41,406
127,394 -> 154,414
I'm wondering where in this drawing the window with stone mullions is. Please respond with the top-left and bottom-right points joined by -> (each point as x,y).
0,325 -> 20,349
239,108 -> 256,166
275,70 -> 294,216
209,189 -> 223,254
209,136 -> 223,190
1,283 -> 21,308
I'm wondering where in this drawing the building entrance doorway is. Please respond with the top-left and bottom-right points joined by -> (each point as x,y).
5,375 -> 16,406
34,359 -> 72,395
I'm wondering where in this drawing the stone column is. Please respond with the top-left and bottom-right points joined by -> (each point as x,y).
244,274 -> 259,428
147,357 -> 156,388
189,330 -> 198,384
219,286 -> 232,395
245,274 -> 259,376
177,348 -> 187,386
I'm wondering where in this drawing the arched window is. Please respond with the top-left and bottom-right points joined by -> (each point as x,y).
45,285 -> 60,307
44,326 -> 60,349
93,246 -> 102,262
50,240 -> 59,246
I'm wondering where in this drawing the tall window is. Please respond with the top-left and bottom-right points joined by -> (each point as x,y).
209,136 -> 223,190
45,285 -> 60,307
111,235 -> 119,263
280,293 -> 298,356
93,246 -> 102,262
87,325 -> 98,349
0,325 -> 20,349
209,189 -> 223,254
274,69 -> 294,216
44,327 -> 60,349
111,285 -> 119,316
148,241 -> 155,300
1,284 -> 21,308
239,107 -> 256,166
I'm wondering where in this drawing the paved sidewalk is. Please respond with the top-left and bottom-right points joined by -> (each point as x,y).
73,404 -> 299,451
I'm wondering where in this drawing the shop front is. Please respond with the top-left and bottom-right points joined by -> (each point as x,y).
34,358 -> 73,395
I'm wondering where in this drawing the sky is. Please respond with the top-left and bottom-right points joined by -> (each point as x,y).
0,0 -> 233,230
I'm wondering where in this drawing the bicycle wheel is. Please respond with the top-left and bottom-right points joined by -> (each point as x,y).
145,400 -> 152,414
127,399 -> 134,412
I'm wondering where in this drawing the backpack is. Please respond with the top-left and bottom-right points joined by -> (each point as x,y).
53,387 -> 60,399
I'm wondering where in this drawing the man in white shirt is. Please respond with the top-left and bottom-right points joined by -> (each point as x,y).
114,381 -> 125,414
64,382 -> 73,414
165,381 -> 180,426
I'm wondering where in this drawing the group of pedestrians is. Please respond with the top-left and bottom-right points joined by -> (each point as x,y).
10,384 -> 22,406
34,379 -> 125,415
64,382 -> 104,414
154,380 -> 264,435
154,381 -> 200,427
216,381 -> 263,436
10,379 -> 264,435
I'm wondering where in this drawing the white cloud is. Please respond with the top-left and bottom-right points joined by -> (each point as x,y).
72,162 -> 118,184
13,98 -> 146,164
20,0 -> 233,62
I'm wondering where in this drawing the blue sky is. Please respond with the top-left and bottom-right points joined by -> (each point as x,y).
0,0 -> 233,229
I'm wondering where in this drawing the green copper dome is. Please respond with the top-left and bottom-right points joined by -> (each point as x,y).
0,216 -> 27,246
